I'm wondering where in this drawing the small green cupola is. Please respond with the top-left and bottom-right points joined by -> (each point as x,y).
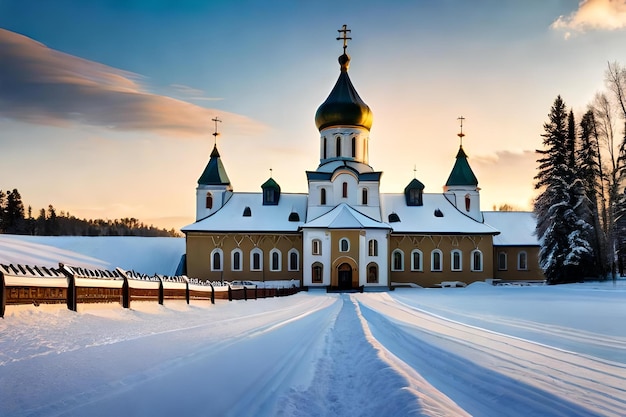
445,146 -> 478,188
261,176 -> 281,205
404,178 -> 425,206
198,145 -> 231,186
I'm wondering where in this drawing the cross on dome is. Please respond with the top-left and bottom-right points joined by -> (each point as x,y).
457,116 -> 466,147
337,24 -> 352,54
212,116 -> 222,145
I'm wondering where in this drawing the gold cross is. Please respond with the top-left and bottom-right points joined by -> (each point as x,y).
337,24 -> 352,54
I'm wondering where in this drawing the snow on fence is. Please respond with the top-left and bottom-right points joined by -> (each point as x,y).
0,263 -> 301,318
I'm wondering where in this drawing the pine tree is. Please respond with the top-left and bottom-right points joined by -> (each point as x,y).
4,189 -> 26,234
534,97 -> 594,283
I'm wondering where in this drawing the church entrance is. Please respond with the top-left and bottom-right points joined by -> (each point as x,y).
337,263 -> 352,290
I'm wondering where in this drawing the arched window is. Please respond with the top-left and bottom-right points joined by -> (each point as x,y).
250,248 -> 263,271
367,263 -> 378,283
368,239 -> 378,257
231,249 -> 242,271
362,188 -> 368,205
451,250 -> 462,271
211,249 -> 223,271
312,262 -> 323,283
312,239 -> 322,255
340,238 -> 350,252
471,250 -> 483,272
518,251 -> 528,270
411,249 -> 423,271
342,182 -> 348,198
498,252 -> 508,270
320,188 -> 326,205
351,137 -> 356,157
465,193 -> 471,212
206,192 -> 213,209
323,137 -> 327,159
270,249 -> 281,271
431,250 -> 442,272
288,249 -> 299,271
336,136 -> 341,157
391,249 -> 404,271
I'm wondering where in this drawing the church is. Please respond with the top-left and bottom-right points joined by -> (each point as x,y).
182,27 -> 541,289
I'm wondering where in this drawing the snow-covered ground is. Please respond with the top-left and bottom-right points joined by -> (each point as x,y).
1,283 -> 625,416
0,235 -> 185,275
1,235 -> 625,416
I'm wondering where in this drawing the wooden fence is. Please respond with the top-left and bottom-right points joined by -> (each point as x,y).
1,263 -> 300,318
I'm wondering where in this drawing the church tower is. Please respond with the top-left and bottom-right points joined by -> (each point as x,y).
195,117 -> 233,221
307,25 -> 382,222
443,118 -> 482,222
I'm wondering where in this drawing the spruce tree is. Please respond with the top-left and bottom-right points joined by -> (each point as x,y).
534,96 -> 594,283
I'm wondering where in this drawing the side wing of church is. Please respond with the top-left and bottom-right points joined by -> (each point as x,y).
182,28 -> 542,289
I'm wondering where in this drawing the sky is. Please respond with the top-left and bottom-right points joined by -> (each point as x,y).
1,0 -> 626,230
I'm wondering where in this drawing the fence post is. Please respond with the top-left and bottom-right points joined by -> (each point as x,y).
158,279 -> 164,305
210,283 -> 215,304
66,274 -> 77,312
244,286 -> 248,301
185,281 -> 190,305
228,284 -> 232,302
122,276 -> 130,309
254,285 -> 258,300
0,272 -> 5,318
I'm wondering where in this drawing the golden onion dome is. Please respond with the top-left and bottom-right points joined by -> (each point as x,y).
315,53 -> 373,131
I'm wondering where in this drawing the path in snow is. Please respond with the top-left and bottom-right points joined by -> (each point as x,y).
356,292 -> 626,417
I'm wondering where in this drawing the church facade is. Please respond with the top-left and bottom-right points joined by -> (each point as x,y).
182,29 -> 541,288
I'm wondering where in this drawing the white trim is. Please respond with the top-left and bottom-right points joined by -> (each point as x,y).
288,248 -> 300,271
471,249 -> 483,272
391,249 -> 404,271
498,251 -> 508,271
411,249 -> 423,271
250,248 -> 263,271
231,248 -> 243,271
431,249 -> 443,272
517,251 -> 528,270
451,249 -> 463,271
339,238 -> 350,252
210,248 -> 223,272
270,248 -> 282,272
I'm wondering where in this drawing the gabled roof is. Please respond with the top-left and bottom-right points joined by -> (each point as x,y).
445,146 -> 478,187
198,145 -> 231,186
483,211 -> 539,246
302,203 -> 390,230
182,193 -> 307,233
381,194 -> 499,235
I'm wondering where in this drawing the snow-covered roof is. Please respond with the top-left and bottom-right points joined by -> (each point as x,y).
483,211 -> 539,246
381,194 -> 499,235
182,193 -> 308,233
302,203 -> 390,229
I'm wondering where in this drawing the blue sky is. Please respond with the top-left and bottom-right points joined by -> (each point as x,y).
1,0 -> 626,229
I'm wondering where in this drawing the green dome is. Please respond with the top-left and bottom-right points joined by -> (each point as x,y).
315,53 -> 373,131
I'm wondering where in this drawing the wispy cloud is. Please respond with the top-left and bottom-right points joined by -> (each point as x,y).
552,0 -> 626,38
0,29 -> 262,138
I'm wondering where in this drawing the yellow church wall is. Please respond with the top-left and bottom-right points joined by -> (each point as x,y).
185,232 -> 303,283
388,234 -> 494,287
329,230 -> 361,287
493,246 -> 543,281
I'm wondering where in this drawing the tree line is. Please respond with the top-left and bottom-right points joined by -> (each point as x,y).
535,62 -> 626,284
0,189 -> 181,237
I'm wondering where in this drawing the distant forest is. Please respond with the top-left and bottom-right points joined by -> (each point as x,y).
0,188 -> 180,237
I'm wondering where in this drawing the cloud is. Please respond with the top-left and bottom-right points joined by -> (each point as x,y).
0,29 -> 263,138
552,0 -> 626,37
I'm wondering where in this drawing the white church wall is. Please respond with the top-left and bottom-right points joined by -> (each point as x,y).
302,229 -> 331,286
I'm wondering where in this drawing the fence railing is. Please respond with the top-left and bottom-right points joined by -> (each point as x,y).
0,263 -> 300,318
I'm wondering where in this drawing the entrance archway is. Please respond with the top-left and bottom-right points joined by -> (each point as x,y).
337,263 -> 352,290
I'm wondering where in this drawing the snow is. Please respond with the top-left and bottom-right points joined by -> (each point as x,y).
1,237 -> 626,416
483,211 -> 540,246
0,235 -> 185,275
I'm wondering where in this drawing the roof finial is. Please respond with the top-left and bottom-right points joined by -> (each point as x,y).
457,116 -> 465,147
413,164 -> 417,179
212,116 -> 222,146
269,168 -> 273,178
337,24 -> 351,54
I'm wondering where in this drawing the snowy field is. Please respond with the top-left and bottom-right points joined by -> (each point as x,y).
1,235 -> 626,416
1,283 -> 625,417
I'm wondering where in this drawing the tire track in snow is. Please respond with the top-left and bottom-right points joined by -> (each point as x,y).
279,294 -> 465,417
357,293 -> 626,417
